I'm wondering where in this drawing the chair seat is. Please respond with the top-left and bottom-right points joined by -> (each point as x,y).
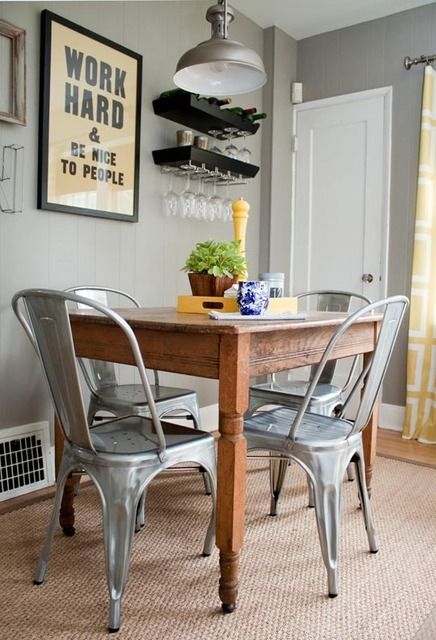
90,415 -> 212,455
250,380 -> 342,404
93,384 -> 197,407
244,406 -> 354,449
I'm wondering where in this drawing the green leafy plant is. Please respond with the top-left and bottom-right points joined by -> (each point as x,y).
182,239 -> 247,278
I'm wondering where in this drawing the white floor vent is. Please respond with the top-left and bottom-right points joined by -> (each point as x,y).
0,422 -> 55,501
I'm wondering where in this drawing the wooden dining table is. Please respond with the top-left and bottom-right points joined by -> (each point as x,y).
59,307 -> 381,613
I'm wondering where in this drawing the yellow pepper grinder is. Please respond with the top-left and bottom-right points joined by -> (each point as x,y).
232,197 -> 249,281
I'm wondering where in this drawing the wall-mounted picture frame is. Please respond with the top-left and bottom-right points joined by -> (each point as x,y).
0,19 -> 26,125
38,10 -> 142,222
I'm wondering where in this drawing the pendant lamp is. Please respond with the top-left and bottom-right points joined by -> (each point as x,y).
173,0 -> 267,96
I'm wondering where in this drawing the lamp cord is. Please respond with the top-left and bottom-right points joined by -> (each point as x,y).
219,0 -> 228,39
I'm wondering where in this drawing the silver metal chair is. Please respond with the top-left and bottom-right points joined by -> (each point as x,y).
65,286 -> 210,500
248,290 -> 371,514
12,289 -> 216,633
244,295 -> 408,598
65,286 -> 202,428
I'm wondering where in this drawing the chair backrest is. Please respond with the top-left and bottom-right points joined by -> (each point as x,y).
64,286 -> 150,393
288,295 -> 409,441
12,289 -> 168,458
296,290 -> 372,386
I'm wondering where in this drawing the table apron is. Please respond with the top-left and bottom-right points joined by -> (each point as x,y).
72,323 -> 221,379
248,323 -> 376,376
72,319 -> 377,379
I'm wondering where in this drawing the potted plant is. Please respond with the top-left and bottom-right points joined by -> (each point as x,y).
183,239 -> 247,296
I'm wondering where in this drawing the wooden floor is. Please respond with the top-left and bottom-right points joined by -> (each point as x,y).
377,428 -> 435,467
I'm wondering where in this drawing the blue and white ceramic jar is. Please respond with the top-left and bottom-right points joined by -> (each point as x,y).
237,281 -> 269,316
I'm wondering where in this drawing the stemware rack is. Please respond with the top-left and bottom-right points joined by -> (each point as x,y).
152,92 -> 260,182
152,146 -> 259,183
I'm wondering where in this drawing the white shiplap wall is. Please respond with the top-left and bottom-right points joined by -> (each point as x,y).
0,1 -> 264,432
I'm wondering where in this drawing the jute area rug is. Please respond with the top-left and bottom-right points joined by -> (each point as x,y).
1,456 -> 435,640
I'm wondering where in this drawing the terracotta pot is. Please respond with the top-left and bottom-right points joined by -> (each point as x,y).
188,273 -> 237,297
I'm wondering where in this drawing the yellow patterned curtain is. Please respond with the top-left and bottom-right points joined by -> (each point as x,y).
403,65 -> 436,444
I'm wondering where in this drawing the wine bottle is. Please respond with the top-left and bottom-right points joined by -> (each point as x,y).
227,107 -> 244,116
241,107 -> 257,116
216,97 -> 232,107
158,88 -> 189,99
246,112 -> 267,123
227,106 -> 258,117
197,96 -> 232,107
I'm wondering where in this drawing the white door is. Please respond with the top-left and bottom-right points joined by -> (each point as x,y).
291,87 -> 392,301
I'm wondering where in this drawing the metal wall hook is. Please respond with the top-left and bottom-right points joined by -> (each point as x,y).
0,144 -> 24,213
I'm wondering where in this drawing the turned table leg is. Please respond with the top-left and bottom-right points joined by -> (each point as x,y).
55,415 -> 77,535
216,334 -> 249,613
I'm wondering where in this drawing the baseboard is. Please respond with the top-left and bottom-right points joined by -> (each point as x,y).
199,404 -> 219,431
379,403 -> 405,432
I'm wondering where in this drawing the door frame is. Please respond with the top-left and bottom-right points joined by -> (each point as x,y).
290,86 -> 393,298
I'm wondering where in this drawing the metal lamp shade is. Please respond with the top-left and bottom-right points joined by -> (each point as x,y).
173,37 -> 267,96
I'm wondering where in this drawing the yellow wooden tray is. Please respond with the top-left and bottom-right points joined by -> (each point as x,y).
177,295 -> 298,314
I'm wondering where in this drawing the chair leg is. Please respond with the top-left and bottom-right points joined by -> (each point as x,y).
87,397 -> 98,426
269,457 -> 289,516
180,401 -> 212,495
188,446 -> 216,556
201,470 -> 212,496
307,453 -> 348,598
346,463 -> 355,482
135,486 -> 148,532
354,449 -> 378,553
96,468 -> 142,633
245,395 -> 267,419
202,468 -> 216,557
34,455 -> 72,585
307,476 -> 315,508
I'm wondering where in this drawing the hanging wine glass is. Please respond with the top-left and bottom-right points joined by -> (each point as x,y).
162,171 -> 179,217
208,129 -> 222,154
179,173 -> 196,218
221,184 -> 233,222
238,133 -> 252,163
194,177 -> 208,220
223,126 -> 239,158
206,178 -> 222,221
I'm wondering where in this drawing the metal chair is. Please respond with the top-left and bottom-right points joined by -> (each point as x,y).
12,289 -> 216,633
65,286 -> 210,501
248,290 -> 371,514
65,286 -> 202,428
244,295 -> 408,598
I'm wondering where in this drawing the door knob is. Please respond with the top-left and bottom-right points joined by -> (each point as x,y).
362,273 -> 374,283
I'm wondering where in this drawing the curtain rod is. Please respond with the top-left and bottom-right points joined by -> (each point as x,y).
404,54 -> 436,70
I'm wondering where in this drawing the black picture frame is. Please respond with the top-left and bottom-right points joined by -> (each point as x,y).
38,10 -> 142,222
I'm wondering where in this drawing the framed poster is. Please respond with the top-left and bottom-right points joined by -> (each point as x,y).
38,10 -> 142,222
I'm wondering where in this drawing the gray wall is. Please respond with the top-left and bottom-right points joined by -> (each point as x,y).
297,5 -> 434,406
260,26 -> 298,279
0,1 -> 264,431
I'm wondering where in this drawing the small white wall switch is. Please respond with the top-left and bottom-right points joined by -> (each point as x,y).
291,82 -> 303,104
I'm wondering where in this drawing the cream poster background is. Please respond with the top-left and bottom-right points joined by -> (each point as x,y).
47,21 -> 138,217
